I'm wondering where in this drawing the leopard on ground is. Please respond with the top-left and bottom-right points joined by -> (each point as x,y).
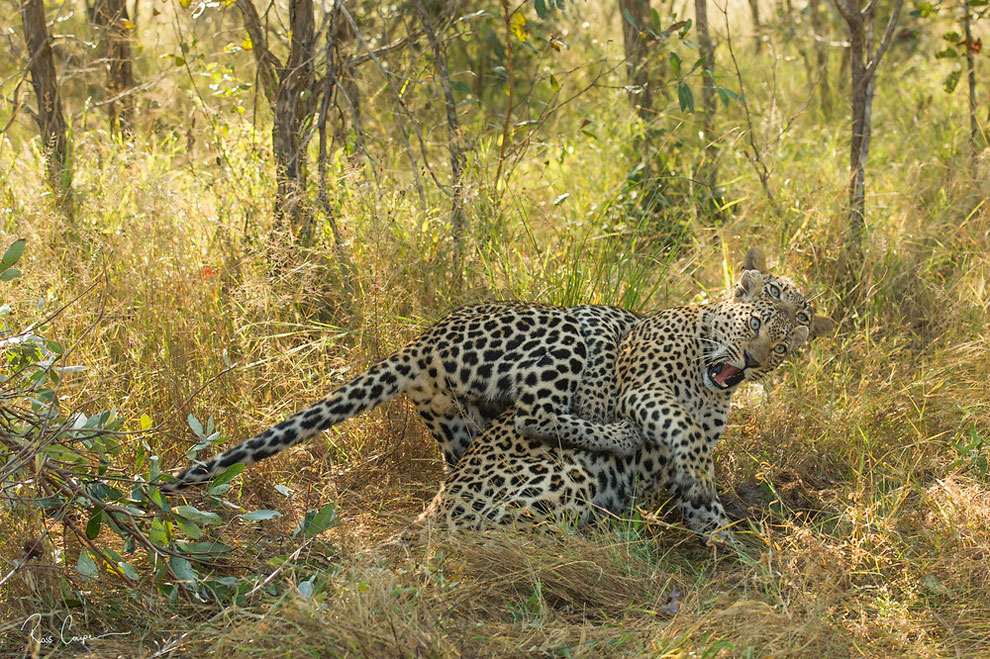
422,272 -> 828,544
161,247 -> 830,494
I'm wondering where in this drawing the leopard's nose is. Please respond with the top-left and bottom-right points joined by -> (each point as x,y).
744,351 -> 760,369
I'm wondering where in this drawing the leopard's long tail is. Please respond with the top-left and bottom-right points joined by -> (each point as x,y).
160,346 -> 420,492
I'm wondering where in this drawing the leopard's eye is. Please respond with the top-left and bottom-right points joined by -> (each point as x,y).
766,283 -> 781,299
796,311 -> 810,325
773,343 -> 787,355
749,315 -> 761,333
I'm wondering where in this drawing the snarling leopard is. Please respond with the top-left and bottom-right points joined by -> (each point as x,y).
422,268 -> 831,543
161,247 -> 829,499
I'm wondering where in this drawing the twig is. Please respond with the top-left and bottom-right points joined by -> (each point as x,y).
335,2 -> 430,210
864,0 -> 903,81
492,0 -> 522,199
717,0 -> 782,216
412,0 -> 466,273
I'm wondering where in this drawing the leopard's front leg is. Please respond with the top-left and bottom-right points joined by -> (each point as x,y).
619,386 -> 733,542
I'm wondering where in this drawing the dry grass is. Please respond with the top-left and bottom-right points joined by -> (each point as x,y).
2,3 -> 990,657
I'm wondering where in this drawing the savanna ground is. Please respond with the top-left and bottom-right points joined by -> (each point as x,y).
2,0 -> 990,656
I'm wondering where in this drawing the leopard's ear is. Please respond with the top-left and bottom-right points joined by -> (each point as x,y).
735,269 -> 764,300
810,314 -> 836,339
743,247 -> 768,273
790,325 -> 810,347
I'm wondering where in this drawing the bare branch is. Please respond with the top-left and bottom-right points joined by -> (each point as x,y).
717,0 -> 782,216
346,32 -> 425,68
493,0 -> 517,196
831,0 -> 855,24
412,0 -> 466,269
235,0 -> 281,106
336,1 -> 434,209
864,0 -> 903,81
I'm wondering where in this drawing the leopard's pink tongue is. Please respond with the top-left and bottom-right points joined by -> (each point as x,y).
714,364 -> 742,385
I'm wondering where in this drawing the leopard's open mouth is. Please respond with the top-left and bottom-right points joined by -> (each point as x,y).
707,362 -> 745,389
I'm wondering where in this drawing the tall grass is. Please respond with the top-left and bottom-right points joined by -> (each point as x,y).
2,3 -> 989,657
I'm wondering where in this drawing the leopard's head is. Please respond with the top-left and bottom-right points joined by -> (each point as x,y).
732,247 -> 834,340
705,272 -> 811,392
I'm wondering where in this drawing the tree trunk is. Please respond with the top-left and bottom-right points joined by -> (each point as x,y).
20,0 -> 71,211
237,0 -> 317,244
236,0 -> 278,106
332,5 -> 361,154
847,13 -> 867,232
91,0 -> 135,132
747,0 -> 762,52
316,7 -> 354,293
694,0 -> 718,203
834,0 -> 903,238
272,0 -> 316,242
619,0 -> 654,119
413,0 -> 467,276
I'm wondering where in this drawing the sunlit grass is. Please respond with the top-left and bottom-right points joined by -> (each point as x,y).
1,3 -> 989,656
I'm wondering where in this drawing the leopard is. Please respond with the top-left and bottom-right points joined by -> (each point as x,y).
421,273 -> 830,544
161,247 -> 828,495
161,301 -> 644,492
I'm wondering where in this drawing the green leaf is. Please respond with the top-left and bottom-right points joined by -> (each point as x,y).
1,268 -> 21,281
149,517 -> 168,545
86,511 -> 102,539
175,518 -> 203,539
669,52 -> 682,76
117,561 -> 139,580
43,444 -> 84,463
622,8 -> 638,31
210,463 -> 244,489
450,80 -> 473,96
176,541 -> 232,556
549,74 -> 559,92
239,509 -> 282,521
534,0 -> 548,20
652,8 -> 662,33
716,86 -> 742,108
935,47 -> 959,59
1,239 -> 25,272
720,87 -> 742,103
174,505 -> 221,525
305,503 -> 337,539
187,414 -> 204,438
170,556 -> 199,583
77,549 -> 99,579
943,70 -> 962,93
274,484 -> 293,497
677,82 -> 695,113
